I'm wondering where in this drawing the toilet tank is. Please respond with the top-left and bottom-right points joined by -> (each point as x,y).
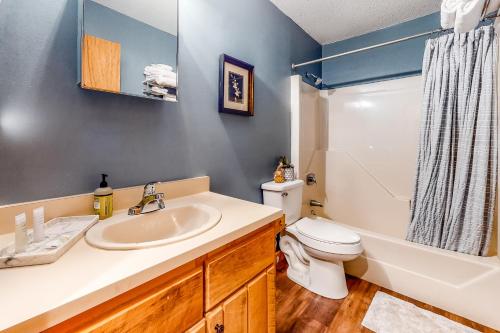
261,180 -> 304,226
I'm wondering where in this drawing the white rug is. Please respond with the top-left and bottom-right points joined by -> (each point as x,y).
362,291 -> 479,333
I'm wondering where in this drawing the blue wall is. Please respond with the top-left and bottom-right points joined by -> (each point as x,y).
83,0 -> 177,97
0,0 -> 321,205
322,13 -> 440,88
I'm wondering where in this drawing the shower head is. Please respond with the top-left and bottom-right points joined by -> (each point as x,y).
305,72 -> 323,86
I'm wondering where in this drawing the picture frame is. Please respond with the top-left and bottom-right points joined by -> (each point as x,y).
219,54 -> 254,116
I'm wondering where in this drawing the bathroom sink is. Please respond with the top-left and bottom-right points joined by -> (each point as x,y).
85,203 -> 222,250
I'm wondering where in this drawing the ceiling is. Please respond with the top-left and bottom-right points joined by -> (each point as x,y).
92,0 -> 177,36
269,0 -> 441,44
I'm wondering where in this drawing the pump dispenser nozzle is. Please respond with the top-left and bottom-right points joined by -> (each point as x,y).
100,174 -> 109,188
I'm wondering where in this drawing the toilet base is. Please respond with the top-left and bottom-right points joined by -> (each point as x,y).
280,233 -> 352,300
286,265 -> 310,289
285,255 -> 348,300
308,256 -> 348,299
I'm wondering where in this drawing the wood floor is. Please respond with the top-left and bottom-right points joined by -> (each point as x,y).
275,270 -> 498,333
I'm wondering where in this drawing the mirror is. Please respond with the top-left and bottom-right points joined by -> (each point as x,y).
78,0 -> 178,102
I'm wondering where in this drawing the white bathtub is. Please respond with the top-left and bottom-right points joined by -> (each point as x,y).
340,222 -> 500,330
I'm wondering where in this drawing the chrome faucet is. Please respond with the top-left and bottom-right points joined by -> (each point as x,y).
306,173 -> 317,185
309,199 -> 323,208
128,182 -> 166,215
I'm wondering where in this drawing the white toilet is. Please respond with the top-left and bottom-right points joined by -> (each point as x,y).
262,179 -> 363,299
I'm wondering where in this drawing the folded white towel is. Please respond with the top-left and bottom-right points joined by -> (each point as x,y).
155,76 -> 176,88
157,70 -> 176,80
143,63 -> 177,88
150,86 -> 170,95
455,0 -> 486,33
143,85 -> 176,99
441,0 -> 463,29
144,64 -> 173,74
143,76 -> 177,88
151,87 -> 176,101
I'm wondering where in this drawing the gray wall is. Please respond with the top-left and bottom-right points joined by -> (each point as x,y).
0,0 -> 321,205
83,0 -> 177,97
322,13 -> 440,88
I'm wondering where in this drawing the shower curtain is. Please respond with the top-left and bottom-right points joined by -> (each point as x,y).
407,25 -> 498,256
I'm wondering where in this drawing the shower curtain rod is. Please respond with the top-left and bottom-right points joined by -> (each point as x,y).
291,13 -> 500,70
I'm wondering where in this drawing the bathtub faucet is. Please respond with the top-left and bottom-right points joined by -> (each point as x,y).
309,200 -> 323,207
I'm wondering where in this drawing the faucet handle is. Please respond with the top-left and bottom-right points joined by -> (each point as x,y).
143,182 -> 160,197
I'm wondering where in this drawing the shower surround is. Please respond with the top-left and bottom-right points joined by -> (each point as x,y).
290,74 -> 500,330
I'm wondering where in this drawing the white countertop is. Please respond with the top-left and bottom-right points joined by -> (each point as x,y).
0,192 -> 282,333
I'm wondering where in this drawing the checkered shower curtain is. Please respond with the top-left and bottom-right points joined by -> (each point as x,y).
407,25 -> 498,256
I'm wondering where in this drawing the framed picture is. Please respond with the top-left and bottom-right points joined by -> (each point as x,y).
219,54 -> 254,116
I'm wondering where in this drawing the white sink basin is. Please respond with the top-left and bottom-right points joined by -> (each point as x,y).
85,203 -> 222,250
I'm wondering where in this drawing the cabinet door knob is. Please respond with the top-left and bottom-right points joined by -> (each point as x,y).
281,192 -> 288,197
215,324 -> 224,333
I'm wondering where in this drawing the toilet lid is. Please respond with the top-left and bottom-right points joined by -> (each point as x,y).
295,217 -> 361,244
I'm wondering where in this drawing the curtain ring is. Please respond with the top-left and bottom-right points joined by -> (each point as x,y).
429,29 -> 441,41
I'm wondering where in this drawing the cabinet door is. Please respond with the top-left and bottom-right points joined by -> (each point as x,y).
248,272 -> 268,333
267,266 -> 276,333
82,34 -> 121,93
223,288 -> 248,333
206,306 -> 223,333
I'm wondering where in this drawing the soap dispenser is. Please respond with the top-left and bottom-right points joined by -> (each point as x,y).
94,174 -> 113,220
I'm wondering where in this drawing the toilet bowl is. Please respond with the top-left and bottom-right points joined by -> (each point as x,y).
261,180 -> 363,299
281,216 -> 362,299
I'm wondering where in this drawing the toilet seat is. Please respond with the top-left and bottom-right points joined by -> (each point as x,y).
296,217 -> 361,245
287,218 -> 362,256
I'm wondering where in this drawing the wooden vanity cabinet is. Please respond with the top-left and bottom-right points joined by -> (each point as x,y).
204,223 -> 277,333
204,225 -> 275,310
44,261 -> 204,333
206,267 -> 276,333
44,219 -> 280,333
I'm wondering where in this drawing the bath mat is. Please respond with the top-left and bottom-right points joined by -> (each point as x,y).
362,291 -> 479,333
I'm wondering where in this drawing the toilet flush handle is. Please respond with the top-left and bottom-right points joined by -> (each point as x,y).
281,192 -> 288,197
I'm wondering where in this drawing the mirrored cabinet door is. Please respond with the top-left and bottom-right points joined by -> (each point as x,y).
78,0 -> 178,102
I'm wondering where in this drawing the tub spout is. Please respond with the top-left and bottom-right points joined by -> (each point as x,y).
310,200 -> 323,207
